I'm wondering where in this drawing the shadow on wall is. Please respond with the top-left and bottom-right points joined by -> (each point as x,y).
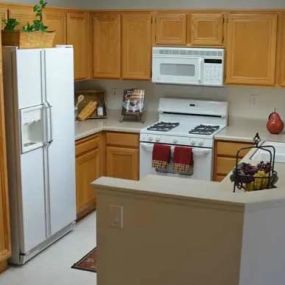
76,79 -> 285,121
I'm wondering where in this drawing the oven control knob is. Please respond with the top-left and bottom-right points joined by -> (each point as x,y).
155,137 -> 161,142
191,141 -> 196,146
148,137 -> 153,142
198,141 -> 204,147
173,139 -> 178,144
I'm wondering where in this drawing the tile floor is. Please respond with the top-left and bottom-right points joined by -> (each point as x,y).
0,212 -> 97,285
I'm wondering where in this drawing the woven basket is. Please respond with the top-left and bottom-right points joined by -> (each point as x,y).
2,31 -> 56,49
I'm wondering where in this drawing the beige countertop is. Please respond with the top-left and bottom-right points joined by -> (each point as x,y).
93,148 -> 285,210
75,110 -> 157,140
215,117 -> 285,143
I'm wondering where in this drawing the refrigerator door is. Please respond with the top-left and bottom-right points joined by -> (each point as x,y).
16,49 -> 43,109
43,47 -> 76,235
20,148 -> 46,253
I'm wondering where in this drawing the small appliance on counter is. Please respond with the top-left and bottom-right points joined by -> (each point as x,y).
121,88 -> 145,122
75,89 -> 107,121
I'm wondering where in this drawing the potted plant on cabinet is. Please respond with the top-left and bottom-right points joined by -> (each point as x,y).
2,0 -> 55,48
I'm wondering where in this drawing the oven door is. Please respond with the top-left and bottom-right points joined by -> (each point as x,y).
152,56 -> 203,85
140,142 -> 213,180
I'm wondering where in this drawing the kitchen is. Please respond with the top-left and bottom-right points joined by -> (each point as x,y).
1,0 -> 285,284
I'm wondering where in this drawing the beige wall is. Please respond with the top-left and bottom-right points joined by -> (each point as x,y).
76,80 -> 285,121
0,0 -> 80,8
79,0 -> 285,9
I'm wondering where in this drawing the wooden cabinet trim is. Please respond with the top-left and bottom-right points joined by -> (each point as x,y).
76,134 -> 101,156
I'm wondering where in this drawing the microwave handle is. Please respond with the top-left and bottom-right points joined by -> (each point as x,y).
198,58 -> 203,83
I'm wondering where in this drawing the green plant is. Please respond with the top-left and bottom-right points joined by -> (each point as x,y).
22,0 -> 48,32
2,18 -> 19,32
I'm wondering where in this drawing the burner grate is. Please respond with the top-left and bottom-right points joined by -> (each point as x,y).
189,124 -> 220,135
147,122 -> 180,132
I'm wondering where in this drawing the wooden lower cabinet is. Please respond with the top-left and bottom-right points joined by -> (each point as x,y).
106,147 -> 139,180
106,132 -> 139,180
76,134 -> 104,219
0,35 -> 11,268
213,140 -> 253,181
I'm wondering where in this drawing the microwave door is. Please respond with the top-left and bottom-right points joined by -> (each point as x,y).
153,57 -> 202,84
20,105 -> 45,154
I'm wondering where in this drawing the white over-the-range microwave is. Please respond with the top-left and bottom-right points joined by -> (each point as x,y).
152,47 -> 224,86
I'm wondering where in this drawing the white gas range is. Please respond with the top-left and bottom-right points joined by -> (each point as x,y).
140,98 -> 228,180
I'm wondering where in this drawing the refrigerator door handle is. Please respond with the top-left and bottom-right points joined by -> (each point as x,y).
46,102 -> 53,144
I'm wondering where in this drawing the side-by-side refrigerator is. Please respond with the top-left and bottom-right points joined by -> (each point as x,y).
3,46 -> 76,264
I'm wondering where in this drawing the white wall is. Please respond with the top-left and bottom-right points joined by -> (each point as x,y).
76,80 -> 285,121
78,0 -> 285,9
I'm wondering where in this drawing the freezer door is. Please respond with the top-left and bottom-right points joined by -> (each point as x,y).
20,148 -> 46,253
43,47 -> 76,235
16,49 -> 43,109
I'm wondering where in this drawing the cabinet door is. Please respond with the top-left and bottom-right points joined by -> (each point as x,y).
106,146 -> 139,180
44,9 -> 67,45
92,13 -> 121,79
226,13 -> 277,86
278,14 -> 285,86
76,135 -> 103,219
0,38 -> 11,265
0,7 -> 8,30
8,6 -> 35,30
190,13 -> 224,46
154,12 -> 187,45
122,13 -> 152,80
67,11 -> 91,80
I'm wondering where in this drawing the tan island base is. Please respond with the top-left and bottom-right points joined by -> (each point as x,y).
94,175 -> 285,285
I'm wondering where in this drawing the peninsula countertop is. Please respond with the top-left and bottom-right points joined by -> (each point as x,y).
75,110 -> 157,140
215,117 -> 285,143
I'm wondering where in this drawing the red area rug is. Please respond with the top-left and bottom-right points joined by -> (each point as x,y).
72,247 -> 97,273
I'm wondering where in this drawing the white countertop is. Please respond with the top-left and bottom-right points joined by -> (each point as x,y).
215,117 -> 285,143
75,110 -> 157,140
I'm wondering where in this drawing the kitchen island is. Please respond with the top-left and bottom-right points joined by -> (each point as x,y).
93,155 -> 285,285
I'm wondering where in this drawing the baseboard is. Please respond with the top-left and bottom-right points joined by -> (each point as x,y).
0,260 -> 8,273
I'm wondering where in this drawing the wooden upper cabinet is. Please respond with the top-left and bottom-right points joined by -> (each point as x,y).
8,6 -> 35,30
0,7 -> 8,30
226,13 -> 277,86
154,12 -> 187,45
122,13 -> 152,80
277,14 -> 285,86
67,11 -> 91,80
43,9 -> 67,45
92,13 -> 121,79
189,13 -> 224,46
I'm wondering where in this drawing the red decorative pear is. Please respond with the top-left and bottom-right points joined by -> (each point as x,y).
266,109 -> 284,134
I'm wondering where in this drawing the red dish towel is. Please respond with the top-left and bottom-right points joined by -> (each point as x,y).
152,144 -> 171,170
173,146 -> 194,175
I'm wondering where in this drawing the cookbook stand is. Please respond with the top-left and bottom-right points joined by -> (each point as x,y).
120,112 -> 144,123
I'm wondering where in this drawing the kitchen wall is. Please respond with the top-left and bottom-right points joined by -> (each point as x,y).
76,80 -> 285,121
79,0 -> 285,9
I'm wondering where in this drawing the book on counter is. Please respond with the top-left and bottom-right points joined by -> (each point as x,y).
121,88 -> 145,121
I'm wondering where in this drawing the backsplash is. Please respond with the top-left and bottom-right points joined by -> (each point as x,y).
76,80 -> 285,121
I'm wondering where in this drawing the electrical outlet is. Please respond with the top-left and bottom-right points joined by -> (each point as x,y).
109,205 -> 124,229
249,93 -> 257,108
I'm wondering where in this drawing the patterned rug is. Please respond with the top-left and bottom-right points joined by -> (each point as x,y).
72,247 -> 97,273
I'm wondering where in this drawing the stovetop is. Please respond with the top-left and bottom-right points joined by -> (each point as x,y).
147,122 -> 180,132
189,124 -> 220,135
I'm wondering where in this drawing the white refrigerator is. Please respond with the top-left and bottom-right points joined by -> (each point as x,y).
3,46 -> 76,264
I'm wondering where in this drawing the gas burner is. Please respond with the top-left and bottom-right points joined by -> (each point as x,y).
147,122 -> 180,132
189,124 -> 220,135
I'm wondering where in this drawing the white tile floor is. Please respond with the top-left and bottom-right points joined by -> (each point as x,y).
0,212 -> 97,285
